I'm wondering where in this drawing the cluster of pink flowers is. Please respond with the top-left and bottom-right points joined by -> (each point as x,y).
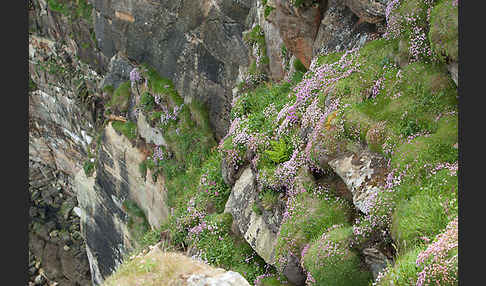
352,193 -> 394,245
313,224 -> 350,259
408,21 -> 432,61
152,145 -> 167,164
452,0 -> 458,7
431,162 -> 458,176
275,148 -> 305,188
199,173 -> 220,197
129,67 -> 141,83
160,103 -> 184,125
371,76 -> 385,99
384,0 -> 401,39
415,217 -> 458,286
304,96 -> 340,166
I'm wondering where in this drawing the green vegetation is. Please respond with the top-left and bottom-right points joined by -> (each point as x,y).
102,85 -> 115,95
83,160 -> 95,177
293,58 -> 307,73
47,0 -> 93,21
264,5 -> 275,19
140,91 -> 156,112
102,1 -> 457,284
429,0 -> 458,62
244,25 -> 269,66
303,226 -> 372,286
265,139 -> 291,164
111,121 -> 137,140
376,246 -> 424,286
122,200 -> 151,251
107,82 -> 131,113
107,66 -> 272,284
29,78 -> 37,91
275,190 -> 353,270
259,189 -> 279,211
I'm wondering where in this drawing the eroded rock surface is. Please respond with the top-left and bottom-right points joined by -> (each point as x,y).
313,0 -> 378,57
75,123 -> 169,284
92,0 -> 256,140
29,161 -> 91,286
328,147 -> 388,214
224,167 -> 282,265
274,0 -> 324,68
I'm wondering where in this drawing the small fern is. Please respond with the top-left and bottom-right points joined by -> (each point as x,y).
265,138 -> 290,164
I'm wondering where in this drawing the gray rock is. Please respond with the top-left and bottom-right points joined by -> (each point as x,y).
99,53 -> 134,91
34,274 -> 45,285
186,271 -> 251,286
282,253 -> 306,286
363,247 -> 390,280
224,167 -> 280,265
328,147 -> 388,214
92,0 -> 253,140
136,112 -> 167,147
313,0 -> 377,58
75,123 -> 170,284
448,61 -> 458,86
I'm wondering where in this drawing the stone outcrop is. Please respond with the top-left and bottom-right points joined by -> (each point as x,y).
186,271 -> 251,286
344,0 -> 386,25
102,246 -> 251,286
327,147 -> 388,214
75,122 -> 169,285
29,161 -> 91,286
92,0 -> 255,140
362,247 -> 391,280
448,61 -> 458,86
224,167 -> 284,265
313,0 -> 379,57
273,0 -> 324,68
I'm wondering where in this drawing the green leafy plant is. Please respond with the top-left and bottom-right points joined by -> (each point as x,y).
265,139 -> 290,164
140,91 -> 155,112
83,160 -> 95,177
259,189 -> 279,211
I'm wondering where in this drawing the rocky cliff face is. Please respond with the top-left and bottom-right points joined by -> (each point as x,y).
29,0 -> 458,285
92,0 -> 255,140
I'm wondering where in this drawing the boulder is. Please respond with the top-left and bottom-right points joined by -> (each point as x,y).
224,167 -> 280,265
362,247 -> 390,280
327,148 -> 388,214
186,271 -> 251,286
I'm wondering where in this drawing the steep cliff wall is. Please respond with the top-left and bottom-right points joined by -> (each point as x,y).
29,0 -> 458,285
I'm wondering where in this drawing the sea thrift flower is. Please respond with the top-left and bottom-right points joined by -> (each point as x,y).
415,217 -> 458,286
130,67 -> 141,83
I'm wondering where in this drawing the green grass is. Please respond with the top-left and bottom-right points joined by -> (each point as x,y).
83,160 -> 95,177
112,121 -> 137,140
140,91 -> 156,112
122,200 -> 151,250
47,0 -> 93,20
275,190 -> 353,269
376,246 -> 424,286
259,189 -> 279,211
391,193 -> 449,251
108,81 -> 131,113
303,226 -> 372,286
103,85 -> 115,95
429,0 -> 458,62
264,5 -> 275,19
293,58 -> 307,73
